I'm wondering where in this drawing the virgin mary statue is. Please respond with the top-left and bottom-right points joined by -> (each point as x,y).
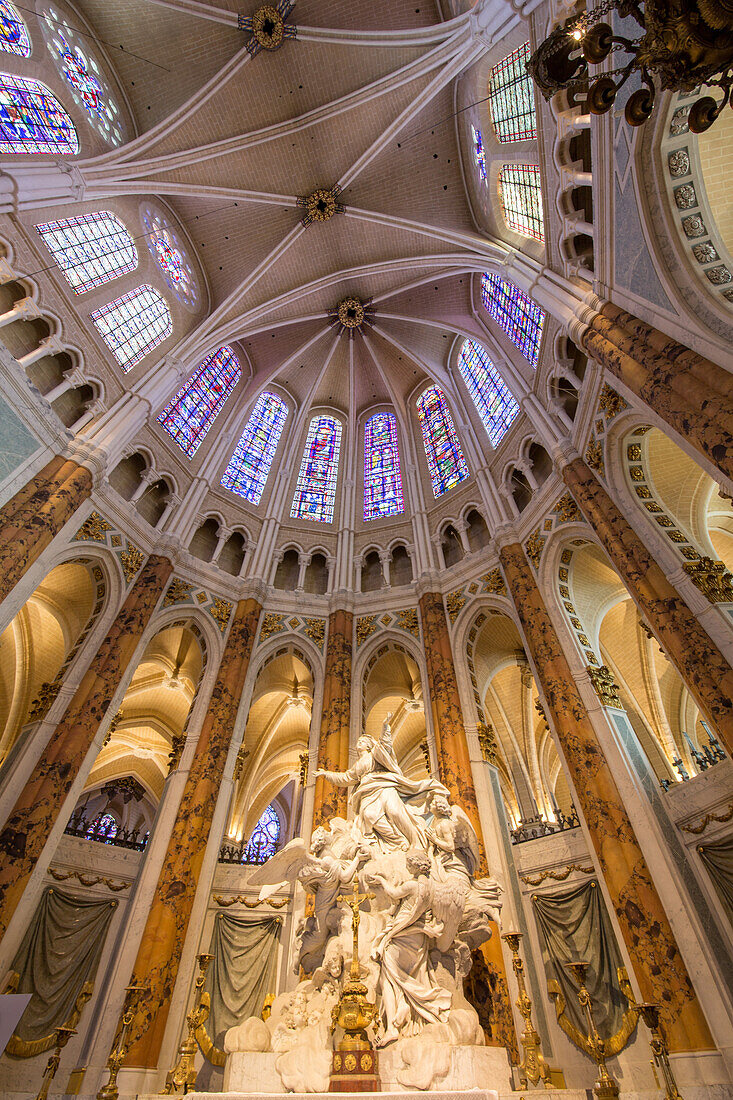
315,717 -> 449,852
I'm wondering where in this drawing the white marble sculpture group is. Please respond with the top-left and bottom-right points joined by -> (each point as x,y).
225,718 -> 503,1092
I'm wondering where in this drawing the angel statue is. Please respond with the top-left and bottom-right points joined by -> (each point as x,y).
249,822 -> 367,973
315,715 -> 449,853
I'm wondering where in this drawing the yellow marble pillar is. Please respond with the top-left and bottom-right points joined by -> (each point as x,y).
562,456 -> 733,757
499,540 -> 714,1052
312,609 -> 353,829
419,591 -> 517,1057
581,304 -> 733,483
0,456 -> 92,606
0,554 -> 172,941
125,598 -> 262,1069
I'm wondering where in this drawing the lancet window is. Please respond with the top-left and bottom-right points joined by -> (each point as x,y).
157,346 -> 241,458
290,415 -> 342,523
221,390 -> 288,504
90,285 -> 172,372
35,212 -> 137,294
0,1 -> 30,56
481,274 -> 545,368
471,124 -> 487,182
242,804 -> 281,864
417,386 -> 468,498
0,73 -> 79,153
488,41 -> 536,143
364,412 -> 404,520
458,339 -> 520,448
499,164 -> 544,242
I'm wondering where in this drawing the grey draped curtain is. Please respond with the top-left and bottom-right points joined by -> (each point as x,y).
698,835 -> 733,926
6,886 -> 117,1057
532,880 -> 636,1056
198,912 -> 281,1061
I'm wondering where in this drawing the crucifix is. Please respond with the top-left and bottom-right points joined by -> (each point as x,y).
337,876 -> 375,984
330,877 -> 381,1092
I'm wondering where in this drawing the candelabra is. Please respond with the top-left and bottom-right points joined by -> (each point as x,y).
162,953 -> 213,1095
502,932 -> 552,1089
35,1026 -> 76,1100
637,1003 -> 684,1100
565,961 -> 620,1099
97,984 -> 143,1100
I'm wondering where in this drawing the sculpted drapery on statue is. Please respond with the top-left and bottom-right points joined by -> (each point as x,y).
229,716 -> 503,1093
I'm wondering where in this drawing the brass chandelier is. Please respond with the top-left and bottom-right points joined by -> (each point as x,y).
527,0 -> 733,132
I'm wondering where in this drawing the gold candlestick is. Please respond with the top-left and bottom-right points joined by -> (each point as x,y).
35,1026 -> 76,1100
332,877 -> 378,1050
97,984 -> 143,1100
637,1003 -> 683,1100
565,961 -> 620,1099
502,931 -> 552,1089
162,953 -> 214,1095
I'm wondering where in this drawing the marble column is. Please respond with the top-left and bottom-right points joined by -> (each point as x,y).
418,591 -> 517,1056
581,303 -> 733,483
0,554 -> 172,939
0,455 -> 92,606
313,610 -> 353,828
499,540 -> 713,1052
562,455 -> 733,756
125,598 -> 262,1069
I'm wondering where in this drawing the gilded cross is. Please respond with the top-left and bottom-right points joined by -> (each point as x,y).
337,877 -> 375,982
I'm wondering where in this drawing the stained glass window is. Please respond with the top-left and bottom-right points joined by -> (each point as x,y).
0,73 -> 78,154
158,346 -> 241,458
86,812 -> 118,841
0,1 -> 30,56
416,386 -> 468,498
141,205 -> 198,310
458,339 -> 520,448
489,41 -> 536,143
364,412 -> 404,520
35,212 -> 137,294
499,164 -> 544,241
471,124 -> 486,182
242,804 -> 281,864
42,8 -> 122,145
290,415 -> 342,523
481,274 -> 545,368
221,391 -> 288,504
90,285 -> 172,372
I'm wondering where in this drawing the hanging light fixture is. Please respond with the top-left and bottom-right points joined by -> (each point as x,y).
527,1 -> 733,132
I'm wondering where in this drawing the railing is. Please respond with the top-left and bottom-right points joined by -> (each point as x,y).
218,836 -> 277,865
64,810 -> 148,851
510,806 -> 580,845
660,723 -> 727,791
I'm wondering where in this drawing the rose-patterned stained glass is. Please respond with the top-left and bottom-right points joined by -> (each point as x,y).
0,0 -> 30,56
221,390 -> 288,504
0,73 -> 78,153
458,339 -> 519,448
499,163 -> 544,241
471,124 -> 486,181
416,386 -> 468,498
90,284 -> 172,372
481,274 -> 545,368
42,7 -> 123,145
140,204 -> 197,310
489,41 -> 536,143
35,211 -> 137,294
290,415 -> 342,523
242,804 -> 280,864
364,411 -> 404,520
157,346 -> 241,458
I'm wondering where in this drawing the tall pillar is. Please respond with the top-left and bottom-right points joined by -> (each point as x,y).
0,455 -> 92,606
580,304 -> 733,484
125,597 -> 262,1069
312,610 -> 353,828
0,554 -> 172,939
561,455 -> 733,755
498,540 -> 714,1052
418,591 -> 517,1056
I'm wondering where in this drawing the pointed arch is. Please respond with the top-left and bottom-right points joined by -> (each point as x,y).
499,164 -> 544,242
364,411 -> 404,520
290,415 -> 343,523
157,345 -> 241,457
481,274 -> 545,368
221,389 -> 288,504
0,73 -> 78,153
35,212 -> 138,294
0,1 -> 30,57
416,385 -> 468,498
488,41 -> 535,144
90,285 -> 172,371
457,338 -> 520,448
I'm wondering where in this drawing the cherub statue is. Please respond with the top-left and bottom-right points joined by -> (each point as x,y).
315,716 -> 449,853
249,822 -> 367,972
369,852 -> 451,1046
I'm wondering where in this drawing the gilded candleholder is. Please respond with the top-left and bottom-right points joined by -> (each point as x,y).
35,1026 -> 76,1100
162,953 -> 213,1095
637,1003 -> 683,1100
97,983 -> 143,1100
565,961 -> 619,1099
502,931 -> 552,1089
